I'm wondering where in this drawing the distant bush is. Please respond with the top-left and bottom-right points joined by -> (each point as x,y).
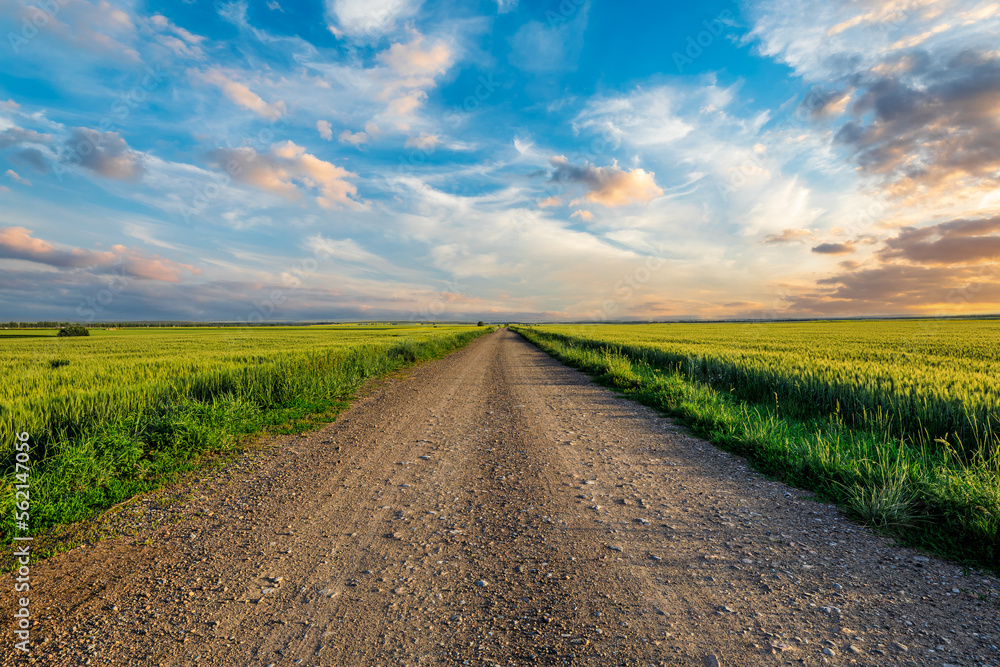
477,321 -> 485,327
57,324 -> 90,337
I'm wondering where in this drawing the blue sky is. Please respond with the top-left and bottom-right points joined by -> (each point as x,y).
2,0 -> 999,322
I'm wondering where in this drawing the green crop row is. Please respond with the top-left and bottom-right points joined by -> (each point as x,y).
0,325 -> 490,542
523,321 -> 1000,457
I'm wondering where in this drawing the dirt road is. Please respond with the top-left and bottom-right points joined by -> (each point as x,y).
4,329 -> 999,666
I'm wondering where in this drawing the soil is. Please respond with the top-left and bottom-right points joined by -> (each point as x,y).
3,328 -> 999,666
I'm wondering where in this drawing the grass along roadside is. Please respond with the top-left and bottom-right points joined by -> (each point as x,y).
513,326 -> 1000,572
1,328 -> 494,545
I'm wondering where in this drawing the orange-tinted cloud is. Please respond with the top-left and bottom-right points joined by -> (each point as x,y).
786,263 -> 1000,316
0,227 -> 199,282
374,32 -> 453,127
4,169 -> 31,186
550,156 -> 663,208
763,228 -> 813,244
209,141 -> 361,208
786,214 -> 1000,315
197,69 -> 286,120
378,33 -> 452,80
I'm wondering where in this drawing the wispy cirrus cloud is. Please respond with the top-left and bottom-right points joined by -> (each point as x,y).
508,1 -> 589,72
194,69 -> 287,120
0,126 -> 51,149
5,169 -> 31,186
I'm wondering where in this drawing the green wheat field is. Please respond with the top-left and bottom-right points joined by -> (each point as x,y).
0,324 -> 489,542
515,320 -> 1000,569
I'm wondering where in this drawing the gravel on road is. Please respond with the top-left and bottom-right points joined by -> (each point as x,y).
3,328 -> 998,666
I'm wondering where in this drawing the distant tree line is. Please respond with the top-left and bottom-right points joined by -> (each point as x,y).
3,319 -> 500,329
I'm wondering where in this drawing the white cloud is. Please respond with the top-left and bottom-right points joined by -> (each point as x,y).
317,120 -> 333,140
405,133 -> 440,150
740,176 -> 822,236
147,13 -> 206,60
747,0 -> 1000,219
339,129 -> 370,146
325,0 -> 422,39
377,32 -> 453,80
508,4 -> 589,72
574,87 -> 703,148
5,0 -> 141,62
